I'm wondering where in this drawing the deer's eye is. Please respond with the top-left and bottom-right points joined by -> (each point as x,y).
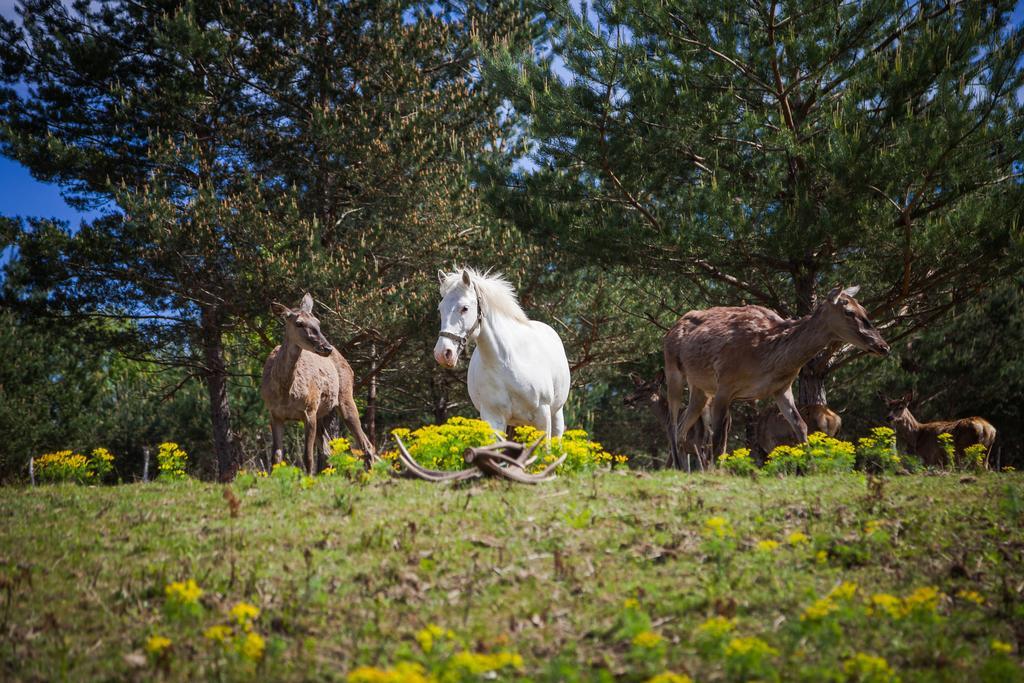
295,321 -> 305,328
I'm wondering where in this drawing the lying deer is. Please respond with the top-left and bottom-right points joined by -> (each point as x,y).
756,404 -> 841,456
260,293 -> 375,474
885,395 -> 996,468
625,372 -> 711,470
664,286 -> 889,467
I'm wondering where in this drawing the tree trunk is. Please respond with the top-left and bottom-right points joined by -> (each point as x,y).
797,359 -> 828,406
200,306 -> 239,481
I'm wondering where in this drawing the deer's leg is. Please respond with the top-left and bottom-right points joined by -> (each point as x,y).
663,366 -> 687,470
678,387 -> 710,472
774,388 -> 808,444
551,406 -> 566,438
708,392 -> 733,461
303,409 -> 318,476
270,417 -> 285,467
338,396 -> 375,467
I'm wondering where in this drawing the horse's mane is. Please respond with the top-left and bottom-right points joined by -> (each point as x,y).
439,267 -> 529,324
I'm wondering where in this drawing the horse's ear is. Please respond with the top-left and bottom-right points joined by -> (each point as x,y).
299,293 -> 314,313
842,285 -> 861,299
461,269 -> 471,286
437,269 -> 446,284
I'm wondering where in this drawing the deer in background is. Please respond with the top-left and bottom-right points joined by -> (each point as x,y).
664,286 -> 890,467
756,404 -> 842,457
625,372 -> 711,470
261,293 -> 375,474
885,394 -> 996,468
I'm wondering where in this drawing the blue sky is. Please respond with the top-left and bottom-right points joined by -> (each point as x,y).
2,0 -> 1023,229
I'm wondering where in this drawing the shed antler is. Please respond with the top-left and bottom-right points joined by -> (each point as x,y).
393,436 -> 565,484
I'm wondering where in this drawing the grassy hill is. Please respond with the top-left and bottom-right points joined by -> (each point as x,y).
1,472 -> 1022,681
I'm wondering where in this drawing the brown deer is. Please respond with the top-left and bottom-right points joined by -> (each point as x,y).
756,404 -> 842,456
885,394 -> 996,468
625,372 -> 711,470
664,286 -> 889,467
260,293 -> 375,474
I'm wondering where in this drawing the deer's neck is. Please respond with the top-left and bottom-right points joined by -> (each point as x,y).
271,340 -> 303,392
770,309 -> 835,375
891,411 -> 922,445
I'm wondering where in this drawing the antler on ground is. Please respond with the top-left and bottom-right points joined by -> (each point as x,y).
393,435 -> 562,484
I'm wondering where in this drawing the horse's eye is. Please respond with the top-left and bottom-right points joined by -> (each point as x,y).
461,306 -> 469,313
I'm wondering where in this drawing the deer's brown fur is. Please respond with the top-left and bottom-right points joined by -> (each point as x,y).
756,404 -> 842,456
663,286 -> 889,467
885,397 -> 996,468
260,293 -> 374,474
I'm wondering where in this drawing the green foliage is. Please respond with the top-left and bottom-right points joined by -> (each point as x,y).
856,427 -> 905,474
764,433 -> 856,476
718,448 -> 758,477
157,443 -> 189,481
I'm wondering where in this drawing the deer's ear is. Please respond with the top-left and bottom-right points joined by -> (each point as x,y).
299,293 -> 314,313
271,302 -> 290,319
826,286 -> 843,304
842,285 -> 861,299
654,369 -> 666,384
629,372 -> 642,385
461,269 -> 471,286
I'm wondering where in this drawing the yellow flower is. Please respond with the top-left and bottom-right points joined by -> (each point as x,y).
864,519 -> 884,535
695,615 -> 736,638
830,581 -> 859,601
145,635 -> 172,655
348,662 -> 431,683
786,531 -> 809,545
815,550 -> 828,564
755,539 -> 780,552
415,623 -> 452,654
724,636 -> 778,658
868,593 -> 903,619
703,516 -> 734,538
646,673 -> 693,683
801,596 -> 839,621
843,652 -> 896,682
623,598 -> 640,609
229,601 -> 260,628
321,466 -> 337,476
632,630 -> 664,648
165,579 -> 203,604
992,640 -> 1013,654
449,650 -> 524,674
902,586 -> 941,614
203,625 -> 233,643
957,589 -> 984,606
239,631 -> 265,661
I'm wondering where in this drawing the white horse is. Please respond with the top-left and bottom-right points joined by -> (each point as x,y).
433,267 -> 571,441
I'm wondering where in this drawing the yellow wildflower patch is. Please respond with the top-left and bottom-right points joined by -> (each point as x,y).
203,624 -> 233,643
843,652 -> 897,682
229,601 -> 260,628
786,531 -> 809,545
695,615 -> 736,639
347,662 -> 431,683
992,639 -> 1013,654
165,579 -> 203,604
623,598 -> 640,609
755,539 -> 780,552
145,635 -> 172,655
239,631 -> 265,661
646,673 -> 693,683
868,593 -> 903,619
448,650 -> 524,674
632,630 -> 664,648
724,636 -> 778,658
703,516 -> 734,538
415,623 -> 454,654
956,589 -> 985,606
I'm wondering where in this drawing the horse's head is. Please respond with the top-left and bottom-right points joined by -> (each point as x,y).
434,268 -> 482,368
271,293 -> 334,357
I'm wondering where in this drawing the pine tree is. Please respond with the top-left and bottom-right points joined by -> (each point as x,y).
1,0 -> 536,476
484,0 -> 1024,406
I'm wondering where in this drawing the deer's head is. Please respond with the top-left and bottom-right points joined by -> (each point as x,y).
271,293 -> 334,357
624,371 -> 665,407
884,393 -> 914,424
819,286 -> 890,356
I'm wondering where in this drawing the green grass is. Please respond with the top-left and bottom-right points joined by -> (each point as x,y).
1,472 -> 1023,681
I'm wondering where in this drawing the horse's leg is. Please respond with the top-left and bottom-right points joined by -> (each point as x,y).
338,396 -> 375,467
774,388 -> 808,445
664,365 -> 687,470
708,392 -> 733,461
551,406 -> 566,438
479,410 -> 507,441
303,409 -> 318,476
535,405 -> 553,449
678,387 -> 709,472
270,416 -> 284,468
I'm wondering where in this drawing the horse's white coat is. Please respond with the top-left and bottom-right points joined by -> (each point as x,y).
434,268 -> 570,440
